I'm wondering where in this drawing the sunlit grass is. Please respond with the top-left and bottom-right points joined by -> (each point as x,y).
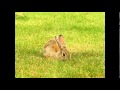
15,12 -> 105,78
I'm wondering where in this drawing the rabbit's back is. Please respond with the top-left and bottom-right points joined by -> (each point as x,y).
43,39 -> 60,58
44,39 -> 56,48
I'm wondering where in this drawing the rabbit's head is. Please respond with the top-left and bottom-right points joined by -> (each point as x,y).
55,35 -> 70,60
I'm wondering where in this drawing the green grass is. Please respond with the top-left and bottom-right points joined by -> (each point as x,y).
15,12 -> 105,78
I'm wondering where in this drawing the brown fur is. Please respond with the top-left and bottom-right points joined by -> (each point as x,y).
43,35 -> 70,60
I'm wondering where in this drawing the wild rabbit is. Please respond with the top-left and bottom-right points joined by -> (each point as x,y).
43,35 -> 70,60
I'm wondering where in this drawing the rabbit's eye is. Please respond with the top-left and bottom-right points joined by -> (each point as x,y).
63,53 -> 65,56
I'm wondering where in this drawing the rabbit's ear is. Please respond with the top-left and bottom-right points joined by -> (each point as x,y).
58,35 -> 66,45
55,36 -> 61,48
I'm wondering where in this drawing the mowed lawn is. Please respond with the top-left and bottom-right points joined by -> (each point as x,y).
15,12 -> 105,78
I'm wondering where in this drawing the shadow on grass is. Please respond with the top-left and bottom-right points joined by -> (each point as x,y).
20,48 -> 44,58
70,51 -> 104,60
15,15 -> 29,21
21,48 -> 104,61
32,50 -> 44,58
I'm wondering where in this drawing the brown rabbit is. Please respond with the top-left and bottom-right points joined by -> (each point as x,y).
43,35 -> 70,60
